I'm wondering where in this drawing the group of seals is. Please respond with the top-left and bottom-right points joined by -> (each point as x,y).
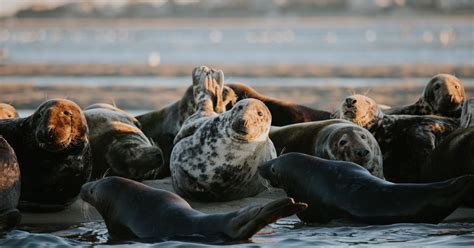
0,104 -> 18,120
337,94 -> 459,182
387,74 -> 465,118
84,103 -> 164,181
269,119 -> 384,178
80,176 -> 307,242
0,137 -> 21,233
259,153 -> 474,224
0,99 -> 92,212
171,66 -> 276,201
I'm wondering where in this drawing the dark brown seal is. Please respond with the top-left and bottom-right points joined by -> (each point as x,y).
259,153 -> 474,224
0,137 -> 21,233
228,83 -> 332,126
338,94 -> 459,183
0,103 -> 18,120
387,74 -> 465,118
270,119 -> 383,178
80,176 -> 307,242
0,99 -> 92,212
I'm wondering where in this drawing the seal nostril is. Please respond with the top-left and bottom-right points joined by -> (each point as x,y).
345,98 -> 357,106
356,149 -> 370,157
257,111 -> 264,117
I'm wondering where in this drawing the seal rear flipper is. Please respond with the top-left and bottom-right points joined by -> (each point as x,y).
0,209 -> 21,233
225,197 -> 307,241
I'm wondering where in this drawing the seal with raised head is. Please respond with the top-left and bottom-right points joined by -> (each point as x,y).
80,176 -> 307,242
259,153 -> 474,224
0,137 -> 21,233
0,99 -> 92,212
387,74 -> 465,118
171,67 -> 276,202
228,83 -> 332,126
136,73 -> 237,179
0,103 -> 18,120
84,103 -> 164,181
338,94 -> 459,183
270,119 -> 383,178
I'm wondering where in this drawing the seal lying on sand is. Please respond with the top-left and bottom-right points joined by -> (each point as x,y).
0,99 -> 92,212
259,153 -> 474,224
228,83 -> 332,126
136,75 -> 237,179
80,176 -> 307,242
0,137 -> 21,233
171,67 -> 276,201
338,94 -> 459,183
84,103 -> 163,181
270,120 -> 383,178
387,74 -> 465,118
0,103 -> 18,120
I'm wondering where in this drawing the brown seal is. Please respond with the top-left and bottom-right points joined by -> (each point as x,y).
0,103 -> 18,120
0,99 -> 92,212
388,74 -> 465,118
338,94 -> 459,183
228,83 -> 332,126
0,136 -> 21,233
270,119 -> 384,178
80,176 -> 307,242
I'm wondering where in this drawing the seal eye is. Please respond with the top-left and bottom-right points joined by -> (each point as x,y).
257,111 -> 264,117
63,111 -> 72,116
237,105 -> 243,110
455,85 -> 459,90
360,134 -> 366,139
339,140 -> 347,146
271,167 -> 276,174
434,84 -> 440,90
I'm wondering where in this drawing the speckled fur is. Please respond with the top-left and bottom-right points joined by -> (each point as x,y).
0,137 -> 21,232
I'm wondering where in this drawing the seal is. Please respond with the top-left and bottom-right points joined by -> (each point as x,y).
0,99 -> 92,212
84,103 -> 164,181
228,83 -> 332,126
387,74 -> 465,117
270,119 -> 384,178
80,176 -> 307,242
0,137 -> 21,233
0,103 -> 18,120
171,66 -> 276,202
259,153 -> 474,224
136,72 -> 237,179
338,94 -> 459,183
460,98 -> 474,128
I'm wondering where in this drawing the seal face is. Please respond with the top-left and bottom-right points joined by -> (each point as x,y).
269,120 -> 383,178
259,153 -> 474,224
0,99 -> 92,212
228,83 -> 332,126
171,67 -> 276,201
338,94 -> 459,183
388,74 -> 465,117
84,104 -> 163,181
0,137 -> 21,233
80,177 -> 306,242
0,103 -> 18,120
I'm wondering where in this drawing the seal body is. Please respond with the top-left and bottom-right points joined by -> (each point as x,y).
84,104 -> 163,181
0,137 -> 21,233
388,74 -> 465,118
228,83 -> 332,126
171,66 -> 276,201
339,94 -> 458,183
259,153 -> 474,224
80,177 -> 306,242
270,120 -> 383,178
0,103 -> 18,120
0,99 -> 92,212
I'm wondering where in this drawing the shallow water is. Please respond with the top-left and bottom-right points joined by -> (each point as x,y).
2,217 -> 474,247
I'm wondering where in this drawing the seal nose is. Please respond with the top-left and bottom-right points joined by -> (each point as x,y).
355,149 -> 370,158
345,98 -> 357,107
233,118 -> 248,134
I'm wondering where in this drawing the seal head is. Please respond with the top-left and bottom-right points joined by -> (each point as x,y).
338,94 -> 384,130
423,74 -> 465,116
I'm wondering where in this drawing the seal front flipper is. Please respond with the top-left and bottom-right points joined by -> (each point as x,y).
224,198 -> 307,241
0,209 -> 21,234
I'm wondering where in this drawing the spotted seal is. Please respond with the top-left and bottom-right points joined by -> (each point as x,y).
84,103 -> 163,181
171,67 -> 276,201
0,137 -> 21,233
270,119 -> 383,178
388,74 -> 465,118
136,74 -> 237,179
338,94 -> 459,183
227,83 -> 332,126
80,176 -> 307,242
0,103 -> 18,120
259,153 -> 474,224
0,99 -> 92,212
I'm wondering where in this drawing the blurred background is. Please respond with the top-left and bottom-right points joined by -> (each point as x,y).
0,0 -> 473,114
